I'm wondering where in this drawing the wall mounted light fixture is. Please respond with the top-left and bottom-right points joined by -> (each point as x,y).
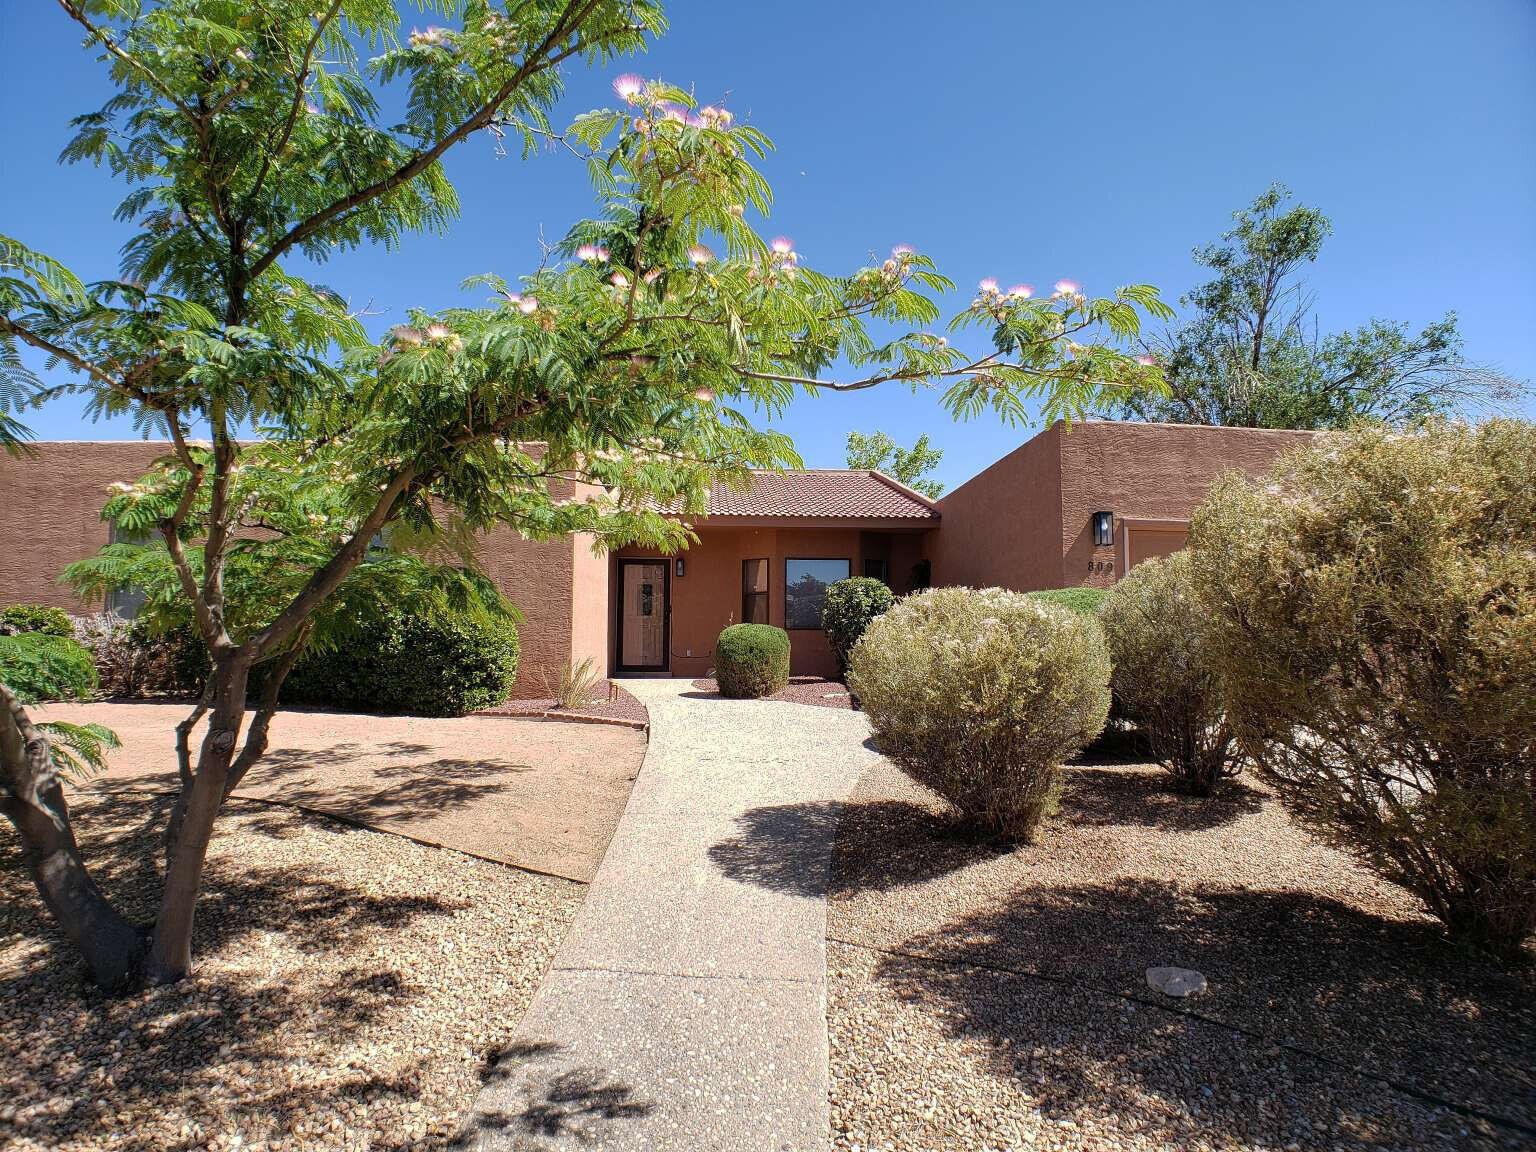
1092,510 -> 1114,547
675,556 -> 685,578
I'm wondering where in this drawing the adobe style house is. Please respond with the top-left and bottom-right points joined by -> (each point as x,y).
0,421 -> 1311,694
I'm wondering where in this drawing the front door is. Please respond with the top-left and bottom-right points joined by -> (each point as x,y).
617,560 -> 668,672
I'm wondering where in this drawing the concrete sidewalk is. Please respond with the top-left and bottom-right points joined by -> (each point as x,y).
460,679 -> 883,1151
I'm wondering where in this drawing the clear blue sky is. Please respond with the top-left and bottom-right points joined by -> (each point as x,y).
4,0 -> 1533,491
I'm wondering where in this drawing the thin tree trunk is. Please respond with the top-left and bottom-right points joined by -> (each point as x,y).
0,682 -> 143,989
143,653 -> 250,984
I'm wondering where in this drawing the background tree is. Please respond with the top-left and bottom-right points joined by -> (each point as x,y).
845,430 -> 944,499
1109,184 -> 1524,429
0,1 -> 1167,988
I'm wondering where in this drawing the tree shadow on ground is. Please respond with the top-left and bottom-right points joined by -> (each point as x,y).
454,1040 -> 654,1149
1058,765 -> 1267,832
876,877 -> 1536,1148
709,799 -> 1009,898
0,792 -> 464,1151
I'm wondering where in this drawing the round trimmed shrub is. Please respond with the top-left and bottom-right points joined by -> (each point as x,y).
1101,552 -> 1237,795
1191,420 -> 1536,960
848,587 -> 1111,841
821,577 -> 895,677
0,632 -> 99,703
282,607 -> 520,717
715,623 -> 790,699
1,603 -> 75,638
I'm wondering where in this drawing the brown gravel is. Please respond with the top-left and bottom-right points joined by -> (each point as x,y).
826,756 -> 1536,1152
689,675 -> 853,710
478,680 -> 650,727
0,791 -> 583,1152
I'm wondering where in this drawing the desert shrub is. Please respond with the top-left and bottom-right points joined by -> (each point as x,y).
0,603 -> 75,638
74,614 -> 208,698
1025,587 -> 1108,617
714,623 -> 790,699
848,587 -> 1111,841
282,604 -> 520,717
821,577 -> 895,677
545,656 -> 605,709
1101,552 -> 1237,795
0,633 -> 99,703
1191,420 -> 1536,960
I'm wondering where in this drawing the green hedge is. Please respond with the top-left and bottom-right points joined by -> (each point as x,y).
1,603 -> 75,638
281,606 -> 520,717
715,623 -> 790,699
1024,587 -> 1108,617
821,577 -> 895,677
0,633 -> 99,703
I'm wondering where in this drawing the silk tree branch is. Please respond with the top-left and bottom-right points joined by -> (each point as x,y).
0,316 -> 121,392
55,1 -> 198,122
246,0 -> 604,283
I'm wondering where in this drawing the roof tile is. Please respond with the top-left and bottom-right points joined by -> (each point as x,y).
697,470 -> 937,520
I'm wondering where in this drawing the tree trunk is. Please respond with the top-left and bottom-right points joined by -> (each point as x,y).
143,652 -> 250,984
0,682 -> 143,989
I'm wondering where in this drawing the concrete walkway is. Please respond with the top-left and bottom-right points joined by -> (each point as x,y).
460,679 -> 884,1151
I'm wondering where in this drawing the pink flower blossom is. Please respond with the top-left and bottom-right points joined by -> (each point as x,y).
693,387 -> 716,403
978,278 -> 1000,294
518,296 -> 539,314
577,243 -> 600,262
392,326 -> 424,346
502,291 -> 522,306
1053,279 -> 1081,296
1007,284 -> 1034,300
642,268 -> 661,284
613,74 -> 646,103
610,271 -> 630,288
595,246 -> 610,261
425,323 -> 452,341
1136,354 -> 1156,367
688,244 -> 715,265
771,236 -> 794,255
890,244 -> 915,258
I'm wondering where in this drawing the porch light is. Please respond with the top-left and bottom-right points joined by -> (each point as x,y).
1093,510 -> 1113,547
675,557 -> 685,578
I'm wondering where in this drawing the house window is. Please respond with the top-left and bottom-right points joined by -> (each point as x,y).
863,557 -> 890,585
784,558 -> 850,629
106,523 -> 150,619
742,559 -> 770,624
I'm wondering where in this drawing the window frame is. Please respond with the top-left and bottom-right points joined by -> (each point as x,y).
741,558 -> 770,625
782,556 -> 851,631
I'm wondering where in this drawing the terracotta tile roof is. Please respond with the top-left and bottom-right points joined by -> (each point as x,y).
698,470 -> 938,520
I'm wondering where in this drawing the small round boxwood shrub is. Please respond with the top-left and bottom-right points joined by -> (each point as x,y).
1192,420 -> 1536,960
0,632 -> 99,703
1101,552 -> 1238,796
1024,587 -> 1108,617
282,607 -> 520,717
849,587 -> 1111,842
821,577 -> 895,677
714,623 -> 790,699
0,603 -> 75,638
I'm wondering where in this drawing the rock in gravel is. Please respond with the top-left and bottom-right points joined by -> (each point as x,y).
1146,966 -> 1207,998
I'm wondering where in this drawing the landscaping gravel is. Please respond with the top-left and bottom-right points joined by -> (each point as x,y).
0,791 -> 583,1152
689,675 -> 853,710
478,680 -> 650,727
827,756 -> 1536,1152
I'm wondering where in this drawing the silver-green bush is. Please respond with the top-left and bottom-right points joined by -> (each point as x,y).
848,587 -> 1111,841
1101,551 -> 1238,796
1191,421 -> 1536,960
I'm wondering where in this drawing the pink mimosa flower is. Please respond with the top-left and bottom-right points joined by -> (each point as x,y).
613,74 -> 646,103
610,271 -> 630,288
425,322 -> 452,341
891,244 -> 915,257
1054,279 -> 1081,296
595,246 -> 610,261
770,236 -> 794,255
978,278 -> 1000,294
1136,354 -> 1156,367
688,244 -> 714,265
502,291 -> 521,306
642,268 -> 661,284
1007,284 -> 1034,299
694,387 -> 716,403
393,326 -> 424,346
518,297 -> 538,314
576,243 -> 600,262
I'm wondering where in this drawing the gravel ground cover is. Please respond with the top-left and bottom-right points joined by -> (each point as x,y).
689,675 -> 852,710
478,680 -> 650,727
0,791 -> 583,1152
826,757 -> 1536,1152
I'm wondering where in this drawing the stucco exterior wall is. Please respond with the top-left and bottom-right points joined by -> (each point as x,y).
929,422 -> 1064,591
0,441 -> 166,611
1056,421 -> 1314,587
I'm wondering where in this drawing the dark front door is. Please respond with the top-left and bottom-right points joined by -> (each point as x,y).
617,560 -> 669,672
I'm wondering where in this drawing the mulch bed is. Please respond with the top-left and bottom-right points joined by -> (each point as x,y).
689,675 -> 854,710
0,792 -> 582,1152
825,757 -> 1536,1151
479,679 -> 650,728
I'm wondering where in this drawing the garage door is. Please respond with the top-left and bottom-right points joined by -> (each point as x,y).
1126,525 -> 1188,570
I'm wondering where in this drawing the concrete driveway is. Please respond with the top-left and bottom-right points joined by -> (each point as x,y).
35,701 -> 648,883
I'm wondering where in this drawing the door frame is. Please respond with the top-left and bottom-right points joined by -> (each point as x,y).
614,558 -> 671,674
